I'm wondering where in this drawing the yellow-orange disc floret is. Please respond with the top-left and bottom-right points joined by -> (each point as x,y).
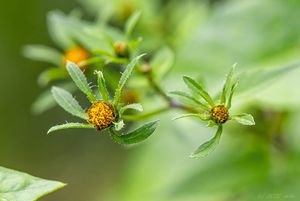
63,47 -> 90,70
87,102 -> 116,130
211,105 -> 229,124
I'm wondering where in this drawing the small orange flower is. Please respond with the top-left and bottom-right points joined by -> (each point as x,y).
211,105 -> 229,124
63,47 -> 90,69
87,102 -> 116,130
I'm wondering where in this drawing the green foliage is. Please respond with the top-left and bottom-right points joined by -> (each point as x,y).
0,166 -> 65,201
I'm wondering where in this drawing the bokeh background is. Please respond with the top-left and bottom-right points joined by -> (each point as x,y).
1,0 -> 300,200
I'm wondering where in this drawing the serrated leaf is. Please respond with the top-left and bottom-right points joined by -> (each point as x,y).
66,61 -> 96,103
169,91 -> 210,110
51,86 -> 87,119
125,11 -> 141,40
231,113 -> 255,126
190,125 -> 223,158
22,45 -> 63,66
38,68 -> 66,87
221,63 -> 236,104
173,113 -> 210,121
183,76 -> 215,107
95,71 -> 109,102
48,122 -> 94,134
113,54 -> 145,107
119,103 -> 143,116
110,121 -> 159,144
0,166 -> 65,201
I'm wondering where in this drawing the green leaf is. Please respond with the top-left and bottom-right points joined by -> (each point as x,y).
66,61 -> 96,103
173,113 -> 210,121
226,80 -> 239,109
31,82 -> 76,115
95,71 -> 109,102
38,68 -> 66,87
150,47 -> 175,82
110,121 -> 159,144
190,125 -> 223,158
221,63 -> 236,104
51,86 -> 88,120
48,122 -> 94,134
0,166 -> 65,201
22,45 -> 63,66
231,113 -> 255,126
113,54 -> 145,107
125,11 -> 141,40
183,76 -> 215,107
169,91 -> 210,110
119,103 -> 143,116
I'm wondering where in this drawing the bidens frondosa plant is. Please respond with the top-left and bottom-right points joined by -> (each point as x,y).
48,54 -> 159,145
171,65 -> 255,158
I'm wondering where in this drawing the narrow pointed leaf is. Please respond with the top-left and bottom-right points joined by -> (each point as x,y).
120,103 -> 143,116
66,61 -> 96,103
113,54 -> 145,107
226,80 -> 239,109
23,45 -> 62,66
0,166 -> 65,201
190,125 -> 223,158
169,91 -> 210,110
38,67 -> 66,87
231,113 -> 255,125
110,121 -> 159,144
95,71 -> 109,102
125,11 -> 141,40
51,86 -> 88,119
183,76 -> 215,107
173,113 -> 210,121
48,122 -> 94,134
221,63 -> 236,104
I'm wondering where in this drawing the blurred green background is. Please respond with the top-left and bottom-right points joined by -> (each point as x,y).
1,0 -> 300,200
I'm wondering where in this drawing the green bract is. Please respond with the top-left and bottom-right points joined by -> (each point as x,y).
48,54 -> 159,145
170,64 -> 255,158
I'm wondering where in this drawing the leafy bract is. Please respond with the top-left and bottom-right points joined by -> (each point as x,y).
190,126 -> 223,158
110,121 -> 159,144
48,123 -> 94,134
66,62 -> 96,103
0,166 -> 65,201
51,86 -> 88,120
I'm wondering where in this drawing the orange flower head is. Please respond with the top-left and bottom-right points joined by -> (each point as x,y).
63,47 -> 90,69
87,102 -> 116,130
211,105 -> 229,124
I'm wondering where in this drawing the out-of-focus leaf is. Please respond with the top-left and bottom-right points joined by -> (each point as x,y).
48,123 -> 94,134
110,121 -> 159,144
151,47 -> 175,82
125,11 -> 141,40
66,61 -> 96,103
38,68 -> 66,87
23,45 -> 62,66
173,113 -> 210,121
0,166 -> 65,201
31,82 -> 76,115
226,80 -> 238,109
51,86 -> 88,120
183,76 -> 215,107
190,125 -> 223,158
113,54 -> 145,107
231,113 -> 255,126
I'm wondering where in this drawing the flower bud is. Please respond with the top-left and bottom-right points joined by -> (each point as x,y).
87,102 -> 116,130
211,105 -> 229,124
63,47 -> 90,70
